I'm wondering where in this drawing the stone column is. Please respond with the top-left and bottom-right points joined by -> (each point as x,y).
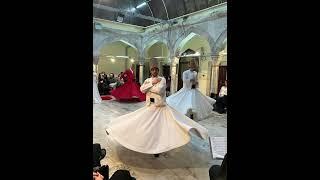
93,55 -> 99,73
170,56 -> 179,94
139,62 -> 144,85
206,60 -> 213,96
210,55 -> 219,95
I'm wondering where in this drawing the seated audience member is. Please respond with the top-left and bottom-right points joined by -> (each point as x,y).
93,143 -> 135,180
214,80 -> 227,114
209,153 -> 227,180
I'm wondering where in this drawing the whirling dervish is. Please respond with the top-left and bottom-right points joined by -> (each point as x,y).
166,59 -> 216,120
111,64 -> 146,101
106,58 -> 208,156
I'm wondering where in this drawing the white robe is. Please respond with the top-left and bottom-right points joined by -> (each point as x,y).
219,86 -> 227,97
93,72 -> 102,104
166,69 -> 216,120
105,76 -> 208,154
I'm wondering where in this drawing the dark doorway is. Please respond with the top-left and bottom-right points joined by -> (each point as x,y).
218,66 -> 227,94
135,64 -> 139,84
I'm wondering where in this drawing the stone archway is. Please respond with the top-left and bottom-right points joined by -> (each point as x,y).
142,40 -> 170,82
212,28 -> 227,56
93,31 -> 140,64
210,37 -> 227,96
173,27 -> 215,57
96,40 -> 139,77
171,30 -> 213,95
143,37 -> 169,56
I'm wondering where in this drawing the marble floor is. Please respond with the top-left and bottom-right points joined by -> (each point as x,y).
93,99 -> 227,180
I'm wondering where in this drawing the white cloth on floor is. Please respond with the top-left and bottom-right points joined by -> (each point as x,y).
166,69 -> 216,120
106,76 -> 208,154
93,72 -> 102,104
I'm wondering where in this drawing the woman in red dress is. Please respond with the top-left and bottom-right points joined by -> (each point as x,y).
111,65 -> 146,101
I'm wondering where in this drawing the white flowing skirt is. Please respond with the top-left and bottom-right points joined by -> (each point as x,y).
93,81 -> 102,104
166,88 -> 216,120
106,105 -> 208,154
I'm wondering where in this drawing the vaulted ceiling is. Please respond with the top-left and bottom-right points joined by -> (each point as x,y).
93,0 -> 227,27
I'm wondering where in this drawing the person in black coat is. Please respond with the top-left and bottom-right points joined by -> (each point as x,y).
93,143 -> 135,180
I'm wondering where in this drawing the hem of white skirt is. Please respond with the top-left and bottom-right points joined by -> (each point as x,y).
106,128 -> 191,154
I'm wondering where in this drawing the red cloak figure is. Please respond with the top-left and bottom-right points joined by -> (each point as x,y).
111,67 -> 146,101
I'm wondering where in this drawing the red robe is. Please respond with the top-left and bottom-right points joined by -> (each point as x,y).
111,68 -> 146,101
